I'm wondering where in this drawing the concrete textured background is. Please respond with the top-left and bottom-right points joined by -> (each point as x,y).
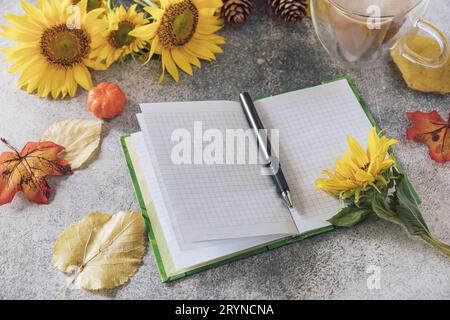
0,0 -> 449,300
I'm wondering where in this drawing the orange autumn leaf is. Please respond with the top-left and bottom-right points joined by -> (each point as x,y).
406,111 -> 450,163
0,139 -> 72,205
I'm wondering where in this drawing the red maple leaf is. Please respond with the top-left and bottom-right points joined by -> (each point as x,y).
0,139 -> 73,205
406,111 -> 450,163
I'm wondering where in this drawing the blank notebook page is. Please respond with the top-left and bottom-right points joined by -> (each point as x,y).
256,79 -> 374,233
137,101 -> 298,243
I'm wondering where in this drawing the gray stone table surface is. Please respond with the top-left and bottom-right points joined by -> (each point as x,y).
0,0 -> 449,300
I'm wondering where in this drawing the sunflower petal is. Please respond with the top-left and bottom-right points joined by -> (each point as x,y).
196,23 -> 222,35
347,135 -> 369,168
129,23 -> 159,40
194,0 -> 223,9
171,49 -> 193,76
73,65 -> 93,90
183,48 -> 201,68
162,48 -> 179,82
144,7 -> 164,19
186,39 -> 216,60
20,0 -> 48,27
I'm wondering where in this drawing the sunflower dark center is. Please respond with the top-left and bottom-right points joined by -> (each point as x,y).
40,24 -> 91,68
108,21 -> 136,48
158,0 -> 199,48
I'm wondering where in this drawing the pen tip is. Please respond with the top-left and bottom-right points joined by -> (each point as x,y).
282,191 -> 294,209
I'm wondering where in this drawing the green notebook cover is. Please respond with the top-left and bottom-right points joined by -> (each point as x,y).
120,76 -> 419,283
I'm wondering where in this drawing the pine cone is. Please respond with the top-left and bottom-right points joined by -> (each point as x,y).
222,0 -> 254,26
268,0 -> 307,25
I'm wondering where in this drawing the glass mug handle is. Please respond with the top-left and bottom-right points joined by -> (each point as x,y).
398,18 -> 449,68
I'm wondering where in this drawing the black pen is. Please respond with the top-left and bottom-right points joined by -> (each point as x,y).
239,92 -> 294,209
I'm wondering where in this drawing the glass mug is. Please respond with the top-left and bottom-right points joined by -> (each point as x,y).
311,0 -> 449,67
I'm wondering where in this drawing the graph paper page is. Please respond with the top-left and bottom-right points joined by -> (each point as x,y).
256,79 -> 374,233
137,101 -> 298,243
129,133 -> 287,270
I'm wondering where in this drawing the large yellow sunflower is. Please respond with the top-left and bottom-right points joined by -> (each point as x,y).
0,0 -> 108,99
92,4 -> 149,67
315,128 -> 398,203
129,0 -> 225,82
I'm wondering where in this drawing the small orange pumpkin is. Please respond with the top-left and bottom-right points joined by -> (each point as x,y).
87,82 -> 126,119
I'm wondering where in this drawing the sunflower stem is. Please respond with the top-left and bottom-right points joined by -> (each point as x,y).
421,234 -> 450,258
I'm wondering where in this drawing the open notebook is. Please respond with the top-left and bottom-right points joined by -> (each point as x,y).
121,78 -> 382,281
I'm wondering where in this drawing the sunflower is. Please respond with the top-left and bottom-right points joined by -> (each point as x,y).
91,4 -> 149,67
0,0 -> 108,99
315,128 -> 398,203
129,0 -> 225,82
72,0 -> 108,12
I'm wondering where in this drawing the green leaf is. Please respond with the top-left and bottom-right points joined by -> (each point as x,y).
372,178 -> 430,237
371,175 -> 450,259
371,194 -> 403,226
395,178 -> 430,236
107,0 -> 116,11
327,205 -> 373,228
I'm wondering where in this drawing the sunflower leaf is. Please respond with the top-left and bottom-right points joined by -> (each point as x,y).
372,177 -> 430,236
371,194 -> 403,226
52,211 -> 146,291
107,0 -> 116,11
395,178 -> 430,236
371,176 -> 450,258
327,205 -> 374,228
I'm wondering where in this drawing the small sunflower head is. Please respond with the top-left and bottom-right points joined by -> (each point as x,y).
90,4 -> 148,66
315,127 -> 398,204
108,21 -> 136,48
158,0 -> 199,49
128,0 -> 225,82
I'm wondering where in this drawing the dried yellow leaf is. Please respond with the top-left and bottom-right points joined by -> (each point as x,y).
52,211 -> 146,291
41,119 -> 102,170
391,35 -> 450,94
